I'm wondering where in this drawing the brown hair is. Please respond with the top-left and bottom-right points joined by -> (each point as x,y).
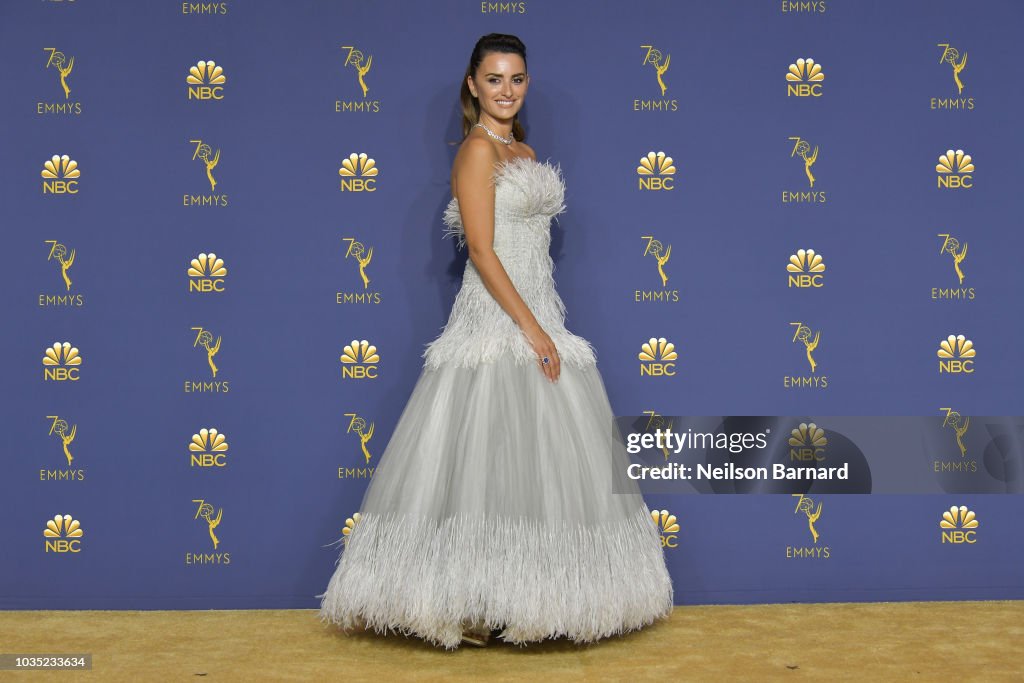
459,33 -> 528,142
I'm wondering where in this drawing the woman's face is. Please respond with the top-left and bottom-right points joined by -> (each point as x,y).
468,51 -> 529,123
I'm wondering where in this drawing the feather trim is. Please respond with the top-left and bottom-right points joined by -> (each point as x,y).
317,504 -> 674,650
441,156 -> 566,249
428,156 -> 594,369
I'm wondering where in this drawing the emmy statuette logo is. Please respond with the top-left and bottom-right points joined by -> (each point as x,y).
932,233 -> 974,301
785,323 -> 827,389
934,408 -> 977,473
635,236 -> 679,303
633,44 -> 677,112
188,499 -> 231,564
642,411 -> 676,461
40,240 -> 84,308
787,494 -> 830,558
185,327 -> 229,393
39,47 -> 81,115
185,139 -> 228,207
339,413 -> 376,479
338,237 -> 382,304
43,415 -> 85,482
336,45 -> 380,112
783,137 -> 826,203
931,43 -> 972,110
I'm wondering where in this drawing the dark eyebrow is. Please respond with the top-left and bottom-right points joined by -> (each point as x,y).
484,72 -> 526,78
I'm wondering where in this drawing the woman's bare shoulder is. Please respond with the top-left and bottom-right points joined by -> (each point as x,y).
451,136 -> 501,190
519,141 -> 537,161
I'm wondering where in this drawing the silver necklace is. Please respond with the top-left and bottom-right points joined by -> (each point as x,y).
474,121 -> 514,145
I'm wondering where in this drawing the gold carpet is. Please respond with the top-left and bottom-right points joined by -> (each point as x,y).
1,601 -> 1021,682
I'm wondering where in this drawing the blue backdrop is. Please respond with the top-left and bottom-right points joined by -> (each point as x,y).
2,0 -> 1022,609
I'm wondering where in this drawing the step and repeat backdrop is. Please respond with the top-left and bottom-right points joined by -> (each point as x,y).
2,0 -> 1022,609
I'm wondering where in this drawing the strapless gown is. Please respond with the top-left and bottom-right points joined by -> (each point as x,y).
316,155 -> 673,649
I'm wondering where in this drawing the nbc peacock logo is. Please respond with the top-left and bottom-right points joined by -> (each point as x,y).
786,57 -> 825,96
340,412 -> 375,479
340,339 -> 380,379
43,514 -> 83,553
937,334 -> 975,374
787,249 -> 825,288
638,337 -> 677,377
789,422 -> 827,462
186,60 -> 226,100
939,505 -> 978,544
188,252 -> 228,293
636,151 -> 676,191
936,149 -> 973,189
41,154 -> 80,194
340,512 -> 362,545
42,341 -> 82,381
188,427 -> 229,468
651,509 -> 680,548
339,153 -> 379,192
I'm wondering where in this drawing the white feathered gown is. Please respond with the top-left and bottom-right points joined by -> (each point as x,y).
317,156 -> 674,649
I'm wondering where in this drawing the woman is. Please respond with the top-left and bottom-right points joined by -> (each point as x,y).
317,33 -> 673,649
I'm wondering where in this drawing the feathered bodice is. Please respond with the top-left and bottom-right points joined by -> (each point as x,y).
422,156 -> 597,369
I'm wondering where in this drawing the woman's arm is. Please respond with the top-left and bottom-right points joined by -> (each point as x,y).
454,137 -> 561,382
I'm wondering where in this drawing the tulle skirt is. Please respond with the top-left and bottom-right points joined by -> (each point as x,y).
316,355 -> 674,649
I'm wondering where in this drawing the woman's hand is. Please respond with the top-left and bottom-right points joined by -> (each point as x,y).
521,321 -> 560,382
